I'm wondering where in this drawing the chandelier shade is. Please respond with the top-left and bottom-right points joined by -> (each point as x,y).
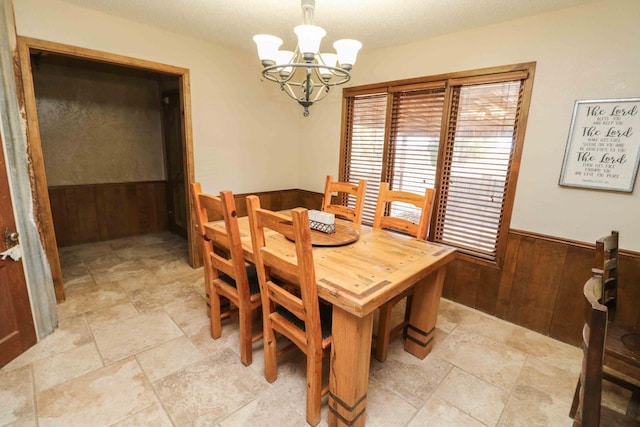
253,0 -> 362,116
252,34 -> 283,66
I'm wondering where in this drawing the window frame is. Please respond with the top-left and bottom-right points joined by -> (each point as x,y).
338,62 -> 536,268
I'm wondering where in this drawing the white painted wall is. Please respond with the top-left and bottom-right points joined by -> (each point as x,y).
13,0 -> 640,250
13,0 -> 302,195
299,0 -> 640,251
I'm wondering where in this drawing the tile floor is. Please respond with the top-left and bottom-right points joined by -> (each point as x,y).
0,231 -> 633,426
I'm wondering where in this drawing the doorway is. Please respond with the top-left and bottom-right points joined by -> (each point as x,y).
17,37 -> 198,302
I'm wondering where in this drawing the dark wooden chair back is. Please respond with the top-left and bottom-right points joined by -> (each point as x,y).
246,195 -> 331,426
572,269 -> 640,427
321,175 -> 367,224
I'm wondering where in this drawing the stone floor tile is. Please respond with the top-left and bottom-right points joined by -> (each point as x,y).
497,384 -> 574,427
56,282 -> 129,318
36,358 -> 157,427
129,279 -> 199,314
33,343 -> 103,392
3,315 -> 92,370
84,302 -> 140,328
433,328 -> 527,391
113,243 -> 169,260
92,311 -> 183,364
111,270 -> 161,293
111,404 -> 174,426
364,377 -> 419,426
154,349 -> 268,425
136,336 -> 204,382
435,367 -> 508,426
505,328 -> 582,374
0,365 -> 34,426
91,260 -> 150,285
369,341 -> 453,407
517,356 -> 579,404
407,395 -> 487,427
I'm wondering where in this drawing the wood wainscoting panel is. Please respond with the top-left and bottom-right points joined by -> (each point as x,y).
232,189 -> 323,218
443,229 -> 640,346
618,255 -> 640,331
49,181 -> 167,247
548,244 -> 595,344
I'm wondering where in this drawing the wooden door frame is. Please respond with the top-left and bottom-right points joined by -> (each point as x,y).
16,37 -> 198,302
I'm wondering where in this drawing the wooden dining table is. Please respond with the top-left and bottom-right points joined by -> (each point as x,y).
206,214 -> 456,426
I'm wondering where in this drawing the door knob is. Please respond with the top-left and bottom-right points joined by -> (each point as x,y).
5,228 -> 19,249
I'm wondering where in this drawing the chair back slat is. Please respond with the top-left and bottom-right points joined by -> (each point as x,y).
266,280 -> 306,320
595,230 -> 619,320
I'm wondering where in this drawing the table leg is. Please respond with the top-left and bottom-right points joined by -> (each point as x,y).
328,307 -> 373,427
404,267 -> 446,359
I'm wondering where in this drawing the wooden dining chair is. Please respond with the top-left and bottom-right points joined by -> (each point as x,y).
321,175 -> 367,224
571,269 -> 640,427
588,231 -> 640,415
372,181 -> 434,362
191,183 -> 262,366
246,195 -> 332,426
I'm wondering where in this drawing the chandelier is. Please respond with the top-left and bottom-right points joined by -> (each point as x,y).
253,0 -> 362,117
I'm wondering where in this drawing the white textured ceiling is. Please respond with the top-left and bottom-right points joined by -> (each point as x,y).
58,0 -> 601,53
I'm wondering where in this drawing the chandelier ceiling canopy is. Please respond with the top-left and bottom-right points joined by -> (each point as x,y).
253,0 -> 362,117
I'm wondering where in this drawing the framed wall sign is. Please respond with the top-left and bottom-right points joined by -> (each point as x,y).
559,97 -> 640,192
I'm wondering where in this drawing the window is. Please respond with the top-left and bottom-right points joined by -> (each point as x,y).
339,63 -> 535,265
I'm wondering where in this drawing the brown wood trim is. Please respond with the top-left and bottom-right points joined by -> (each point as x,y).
180,72 -> 197,268
16,38 -> 64,301
19,37 -> 188,75
343,62 -> 537,95
510,228 -> 640,258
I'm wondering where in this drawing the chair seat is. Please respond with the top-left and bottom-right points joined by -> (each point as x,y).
606,322 -> 640,368
218,264 -> 261,296
600,406 -> 640,426
275,303 -> 333,340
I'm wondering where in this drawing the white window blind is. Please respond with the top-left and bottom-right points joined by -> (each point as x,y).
387,87 -> 445,224
342,93 -> 387,224
434,81 -> 522,260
